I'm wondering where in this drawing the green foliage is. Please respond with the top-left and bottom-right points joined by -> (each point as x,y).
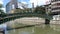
34,6 -> 46,14
34,6 -> 53,20
14,8 -> 32,14
15,8 -> 23,13
0,4 -> 5,14
0,4 -> 6,17
0,4 -> 2,8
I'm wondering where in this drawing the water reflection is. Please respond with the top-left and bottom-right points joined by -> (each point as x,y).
7,24 -> 60,34
50,25 -> 60,31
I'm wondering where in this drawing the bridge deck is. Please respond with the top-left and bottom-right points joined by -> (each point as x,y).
0,13 -> 53,24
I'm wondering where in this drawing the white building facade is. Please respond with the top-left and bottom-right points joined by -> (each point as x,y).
51,0 -> 60,14
50,0 -> 60,24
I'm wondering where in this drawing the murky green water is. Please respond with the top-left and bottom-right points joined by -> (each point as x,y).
7,24 -> 60,34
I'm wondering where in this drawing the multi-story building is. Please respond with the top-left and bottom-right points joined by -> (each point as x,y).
50,0 -> 60,24
11,0 -> 18,9
6,0 -> 18,14
6,0 -> 28,14
6,2 -> 12,13
41,3 -> 51,15
51,0 -> 60,20
51,0 -> 60,15
44,4 -> 51,14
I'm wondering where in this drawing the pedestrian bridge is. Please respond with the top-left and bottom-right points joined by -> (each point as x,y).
0,12 -> 52,24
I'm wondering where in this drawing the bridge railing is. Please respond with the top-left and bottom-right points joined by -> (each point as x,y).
0,12 -> 53,24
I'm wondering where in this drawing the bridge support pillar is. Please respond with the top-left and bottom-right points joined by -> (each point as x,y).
45,19 -> 50,24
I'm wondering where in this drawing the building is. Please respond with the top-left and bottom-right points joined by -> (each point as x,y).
41,3 -> 51,15
18,2 -> 28,9
42,0 -> 60,24
6,0 -> 28,14
6,2 -> 12,13
6,0 -> 18,14
44,4 -> 51,14
11,0 -> 18,9
51,0 -> 60,15
50,0 -> 60,24
51,0 -> 60,20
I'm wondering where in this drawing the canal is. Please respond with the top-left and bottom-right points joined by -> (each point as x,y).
6,24 -> 60,34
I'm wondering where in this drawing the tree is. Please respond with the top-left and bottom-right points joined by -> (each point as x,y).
34,6 -> 51,24
0,4 -> 4,14
34,6 -> 46,14
0,4 -> 6,18
15,8 -> 24,13
13,8 -> 32,14
0,4 -> 5,14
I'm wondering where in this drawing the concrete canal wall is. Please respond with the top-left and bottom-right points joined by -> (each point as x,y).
6,17 -> 45,28
4,17 -> 60,28
50,20 -> 60,24
50,15 -> 60,24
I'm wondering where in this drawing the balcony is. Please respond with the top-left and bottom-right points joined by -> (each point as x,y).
51,6 -> 60,8
52,7 -> 60,10
51,1 -> 60,4
52,9 -> 60,12
51,0 -> 60,2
